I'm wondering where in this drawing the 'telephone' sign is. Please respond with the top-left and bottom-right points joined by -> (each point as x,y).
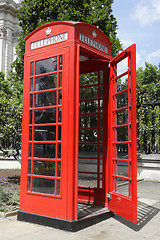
31,32 -> 68,50
79,33 -> 108,54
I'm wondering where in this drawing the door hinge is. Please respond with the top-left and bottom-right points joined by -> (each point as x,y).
106,193 -> 111,200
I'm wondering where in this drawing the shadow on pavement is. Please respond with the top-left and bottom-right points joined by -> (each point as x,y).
113,200 -> 160,231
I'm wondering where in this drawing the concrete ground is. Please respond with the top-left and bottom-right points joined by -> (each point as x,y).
0,181 -> 160,240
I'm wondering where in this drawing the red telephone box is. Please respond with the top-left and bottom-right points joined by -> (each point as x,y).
18,21 -> 137,231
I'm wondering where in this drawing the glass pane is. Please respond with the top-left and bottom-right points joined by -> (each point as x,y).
79,144 -> 97,158
32,177 -> 55,195
58,125 -> 61,140
78,158 -> 97,172
58,143 -> 61,158
79,129 -> 97,143
33,160 -> 55,176
56,180 -> 61,196
31,62 -> 34,76
116,178 -> 129,196
117,57 -> 128,76
117,109 -> 128,125
29,127 -> 32,141
30,78 -> 33,92
36,57 -> 57,75
35,91 -> 56,108
117,91 -> 128,109
79,115 -> 98,128
35,108 -> 56,124
79,86 -> 98,100
116,144 -> 128,159
27,177 -> 31,191
100,85 -> 103,98
79,100 -> 98,114
28,160 -> 31,174
117,75 -> 128,92
116,161 -> 128,177
100,71 -> 103,83
79,72 -> 98,86
34,126 -> 56,141
57,162 -> 61,177
78,173 -> 97,187
58,90 -> 62,105
59,55 -> 63,70
100,129 -> 103,142
34,143 -> 56,158
100,114 -> 103,127
29,143 -> 32,157
30,110 -> 32,124
59,72 -> 62,88
117,126 -> 128,142
35,74 -> 57,91
100,144 -> 103,157
30,94 -> 33,107
58,107 -> 62,122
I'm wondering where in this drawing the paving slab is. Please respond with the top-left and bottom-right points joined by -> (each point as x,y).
0,181 -> 159,240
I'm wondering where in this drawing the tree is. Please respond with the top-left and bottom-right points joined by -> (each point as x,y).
137,62 -> 160,153
15,0 -> 122,80
0,72 -> 22,162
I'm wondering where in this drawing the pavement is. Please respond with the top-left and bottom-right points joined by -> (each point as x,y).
0,181 -> 160,240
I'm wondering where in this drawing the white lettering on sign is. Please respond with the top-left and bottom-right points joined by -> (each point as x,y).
31,32 -> 68,50
79,33 -> 108,54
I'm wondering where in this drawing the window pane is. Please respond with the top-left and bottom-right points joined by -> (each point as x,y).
78,173 -> 97,187
58,143 -> 61,158
58,107 -> 62,122
34,143 -> 56,158
59,55 -> 63,70
31,62 -> 34,76
30,110 -> 32,124
56,180 -> 61,196
33,160 -> 55,176
79,86 -> 98,100
116,178 -> 129,196
34,126 -> 56,141
117,91 -> 128,109
117,75 -> 128,92
35,108 -> 56,124
79,100 -> 98,114
117,109 -> 128,125
78,158 -> 97,172
79,72 -> 98,86
59,72 -> 62,88
79,144 -> 97,158
35,74 -> 57,91
58,90 -> 62,105
117,126 -> 128,142
32,177 -> 55,195
30,78 -> 33,92
116,144 -> 128,159
79,115 -> 98,128
36,57 -> 57,75
79,129 -> 97,143
35,91 -> 56,107
30,94 -> 33,108
117,57 -> 128,76
58,125 -> 61,140
28,160 -> 31,174
28,177 -> 31,191
29,143 -> 32,157
116,161 -> 128,177
29,127 -> 32,141
57,162 -> 61,177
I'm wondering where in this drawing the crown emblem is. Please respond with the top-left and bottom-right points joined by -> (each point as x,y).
92,30 -> 97,38
46,27 -> 52,36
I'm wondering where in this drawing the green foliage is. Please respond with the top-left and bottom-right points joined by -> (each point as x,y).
15,0 -> 122,78
137,62 -> 160,153
0,72 -> 22,161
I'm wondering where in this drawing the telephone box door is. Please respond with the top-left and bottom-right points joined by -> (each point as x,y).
108,44 -> 137,223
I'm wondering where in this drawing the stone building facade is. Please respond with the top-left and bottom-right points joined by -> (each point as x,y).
0,0 -> 21,77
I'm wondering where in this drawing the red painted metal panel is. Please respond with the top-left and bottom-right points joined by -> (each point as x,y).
108,44 -> 137,223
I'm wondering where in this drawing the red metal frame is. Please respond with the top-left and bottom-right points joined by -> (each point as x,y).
107,44 -> 137,223
20,21 -> 137,224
